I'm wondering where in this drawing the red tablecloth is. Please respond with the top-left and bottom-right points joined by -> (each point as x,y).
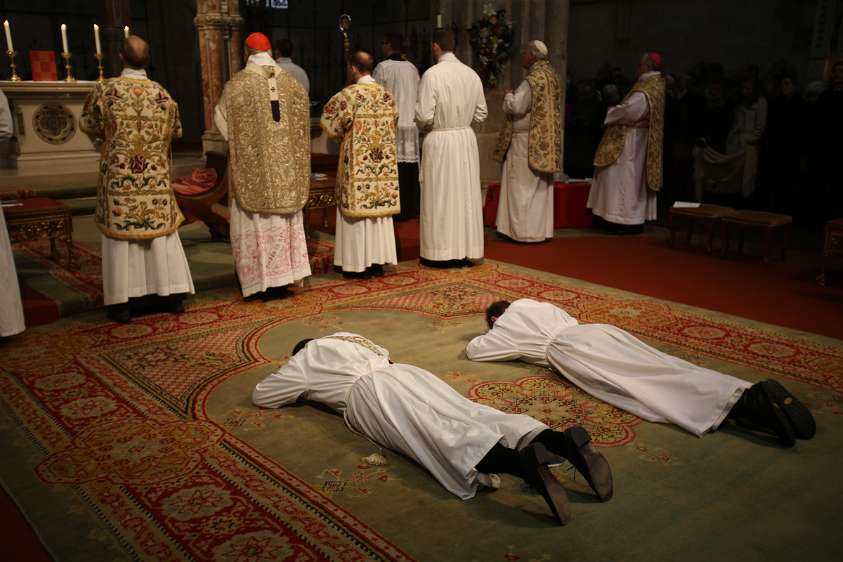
484,181 -> 592,229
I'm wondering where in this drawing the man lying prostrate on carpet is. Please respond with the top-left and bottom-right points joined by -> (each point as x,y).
252,332 -> 614,526
467,299 -> 816,447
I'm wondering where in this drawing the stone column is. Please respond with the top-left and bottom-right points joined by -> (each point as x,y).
99,0 -> 130,78
194,0 -> 243,154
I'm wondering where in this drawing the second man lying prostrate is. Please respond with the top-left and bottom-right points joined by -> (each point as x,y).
252,333 -> 613,526
467,299 -> 816,446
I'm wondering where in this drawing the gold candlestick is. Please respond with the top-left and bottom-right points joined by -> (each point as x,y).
61,51 -> 76,82
6,49 -> 20,81
95,52 -> 104,83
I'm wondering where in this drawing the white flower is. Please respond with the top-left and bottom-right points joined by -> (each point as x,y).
482,3 -> 495,17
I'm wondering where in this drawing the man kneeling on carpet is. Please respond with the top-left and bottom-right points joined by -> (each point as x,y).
252,333 -> 613,526
467,299 -> 816,447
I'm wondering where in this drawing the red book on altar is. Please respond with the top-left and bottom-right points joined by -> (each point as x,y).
29,50 -> 58,81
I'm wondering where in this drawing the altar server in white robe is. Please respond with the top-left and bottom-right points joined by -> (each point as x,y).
416,29 -> 488,266
252,333 -> 613,526
493,40 -> 562,242
214,32 -> 311,299
373,33 -> 421,220
588,52 -> 666,233
0,207 -> 25,337
274,38 -> 309,92
467,299 -> 816,447
81,36 -> 194,323
321,50 -> 398,277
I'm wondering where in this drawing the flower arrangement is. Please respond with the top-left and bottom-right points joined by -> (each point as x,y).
468,4 -> 514,88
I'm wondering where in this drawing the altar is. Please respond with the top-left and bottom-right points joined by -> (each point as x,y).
0,80 -> 99,174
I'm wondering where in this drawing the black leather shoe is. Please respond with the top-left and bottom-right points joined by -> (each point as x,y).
167,295 -> 185,314
519,443 -> 571,526
728,382 -> 796,447
761,379 -> 816,440
106,303 -> 131,323
563,426 -> 614,502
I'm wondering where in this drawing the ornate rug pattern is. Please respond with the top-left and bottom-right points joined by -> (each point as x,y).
1,262 -> 842,561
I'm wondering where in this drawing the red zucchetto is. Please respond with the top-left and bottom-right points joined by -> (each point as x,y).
245,32 -> 271,52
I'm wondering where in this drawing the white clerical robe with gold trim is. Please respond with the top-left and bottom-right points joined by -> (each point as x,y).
497,80 -> 554,242
466,299 -> 751,436
587,72 -> 660,225
416,52 -> 488,261
252,332 -> 546,500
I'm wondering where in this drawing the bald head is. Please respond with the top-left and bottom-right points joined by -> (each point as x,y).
350,50 -> 374,74
121,35 -> 150,69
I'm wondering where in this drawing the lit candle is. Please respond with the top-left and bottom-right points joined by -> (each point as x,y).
436,14 -> 443,28
93,24 -> 101,55
3,20 -> 13,53
124,26 -> 130,39
60,24 -> 69,54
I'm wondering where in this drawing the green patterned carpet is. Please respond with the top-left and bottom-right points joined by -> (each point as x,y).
1,261 -> 842,561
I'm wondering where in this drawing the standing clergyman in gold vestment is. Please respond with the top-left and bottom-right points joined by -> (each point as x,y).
493,40 -> 562,243
81,36 -> 195,323
588,52 -> 666,234
214,32 -> 311,300
321,50 -> 400,278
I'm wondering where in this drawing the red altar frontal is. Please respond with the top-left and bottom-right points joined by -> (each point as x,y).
483,181 -> 593,229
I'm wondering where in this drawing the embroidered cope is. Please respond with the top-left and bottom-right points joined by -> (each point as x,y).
321,80 -> 400,219
81,77 -> 183,241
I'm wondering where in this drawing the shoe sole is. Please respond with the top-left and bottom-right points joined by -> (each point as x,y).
757,382 -> 797,447
568,426 -> 614,502
529,443 -> 572,526
763,379 -> 816,440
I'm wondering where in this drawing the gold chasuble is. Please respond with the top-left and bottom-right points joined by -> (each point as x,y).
320,82 -> 400,219
493,59 -> 562,174
593,73 -> 666,191
221,64 -> 310,214
81,77 -> 183,241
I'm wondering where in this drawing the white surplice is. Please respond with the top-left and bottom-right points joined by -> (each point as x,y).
215,52 -> 312,297
466,299 -> 751,437
333,75 -> 398,273
373,58 -> 420,163
100,68 -> 195,307
101,232 -> 195,306
0,208 -> 25,337
275,57 -> 310,92
497,80 -> 554,242
416,52 -> 488,261
587,72 -> 660,225
253,333 -> 546,500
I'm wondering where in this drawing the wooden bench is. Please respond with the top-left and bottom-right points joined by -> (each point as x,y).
721,210 -> 792,262
3,197 -> 75,269
668,204 -> 735,253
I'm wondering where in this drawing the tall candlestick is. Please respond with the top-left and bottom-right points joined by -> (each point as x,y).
3,20 -> 13,52
93,24 -> 101,55
60,24 -> 69,54
62,52 -> 75,82
124,26 -> 130,39
436,14 -> 443,29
